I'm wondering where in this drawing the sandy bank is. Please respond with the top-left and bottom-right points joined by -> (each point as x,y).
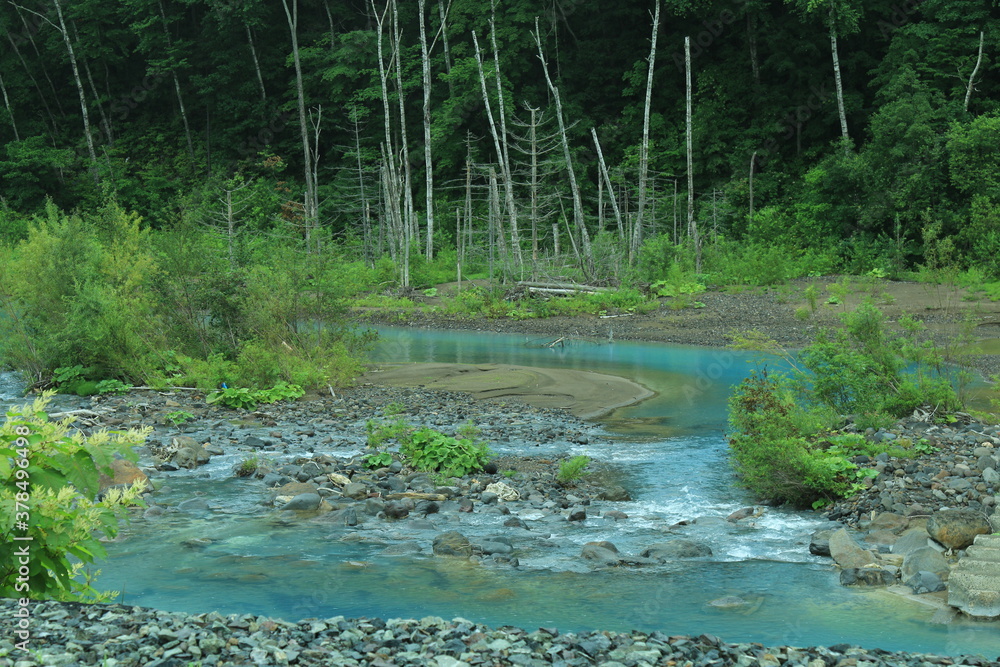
359,362 -> 654,420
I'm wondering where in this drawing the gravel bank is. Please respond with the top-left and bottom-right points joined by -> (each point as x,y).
2,599 -> 996,667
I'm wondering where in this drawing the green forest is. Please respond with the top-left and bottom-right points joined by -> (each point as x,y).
1,0 -> 999,388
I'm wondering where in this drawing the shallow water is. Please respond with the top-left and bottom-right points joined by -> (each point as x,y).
4,328 -> 1000,657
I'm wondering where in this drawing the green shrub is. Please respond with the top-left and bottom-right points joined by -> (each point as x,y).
165,410 -> 195,426
205,382 -> 304,410
234,454 -> 262,478
0,393 -> 150,601
400,426 -> 492,478
557,455 -> 591,485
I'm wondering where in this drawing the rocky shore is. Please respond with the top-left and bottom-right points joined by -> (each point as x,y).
1,598 -> 996,667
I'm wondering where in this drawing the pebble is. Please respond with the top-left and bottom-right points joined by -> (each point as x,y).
6,578 -> 991,666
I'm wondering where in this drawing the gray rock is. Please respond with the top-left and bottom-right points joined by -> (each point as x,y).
927,509 -> 992,550
341,483 -> 368,500
479,541 -> 513,556
481,492 -> 499,505
892,528 -> 931,556
596,485 -> 631,501
984,467 -> 1000,485
828,528 -> 877,569
901,547 -> 950,580
840,568 -> 895,586
641,539 -> 712,560
905,570 -> 946,594
432,531 -> 472,557
809,529 -> 835,557
581,544 -> 621,565
567,508 -> 587,522
280,493 -> 321,511
381,543 -> 422,555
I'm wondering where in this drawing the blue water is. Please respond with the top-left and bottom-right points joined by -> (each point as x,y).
4,327 -> 999,658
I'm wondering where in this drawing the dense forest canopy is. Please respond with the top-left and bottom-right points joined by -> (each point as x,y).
0,0 -> 998,276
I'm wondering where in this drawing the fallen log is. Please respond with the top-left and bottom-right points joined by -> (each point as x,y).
517,280 -> 610,293
383,492 -> 448,501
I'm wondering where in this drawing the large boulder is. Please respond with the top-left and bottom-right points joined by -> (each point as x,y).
892,528 -> 932,556
280,493 -> 321,511
432,531 -> 473,557
809,529 -> 835,557
581,543 -> 621,565
901,547 -> 950,580
170,436 -> 212,469
641,539 -> 712,560
927,510 -> 992,550
596,485 -> 632,501
98,459 -> 151,494
828,528 -> 878,569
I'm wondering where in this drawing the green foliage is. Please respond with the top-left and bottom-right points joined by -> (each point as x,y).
728,304 -> 964,507
96,380 -> 133,395
164,410 -> 195,427
400,426 -> 492,478
0,393 -> 151,601
205,382 -> 304,411
234,454 -> 262,478
651,264 -> 705,298
556,455 -> 591,485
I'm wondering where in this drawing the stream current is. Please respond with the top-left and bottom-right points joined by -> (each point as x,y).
3,327 -> 999,657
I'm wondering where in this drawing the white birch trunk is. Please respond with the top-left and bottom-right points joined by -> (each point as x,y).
418,0 -> 435,260
632,0 -> 660,265
685,36 -> 699,272
591,127 -> 624,241
533,17 -> 591,275
0,71 -> 19,141
52,0 -> 98,184
965,30 -> 985,113
282,0 -> 318,251
829,5 -> 849,150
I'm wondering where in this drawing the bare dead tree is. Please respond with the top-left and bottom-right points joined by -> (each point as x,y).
632,0 -> 660,265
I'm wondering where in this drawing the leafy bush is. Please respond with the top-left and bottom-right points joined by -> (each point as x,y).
165,410 -> 195,426
728,370 -> 860,507
557,455 -> 590,485
400,427 -> 492,478
728,303 -> 964,506
96,379 -> 133,395
0,393 -> 151,601
206,381 -> 304,410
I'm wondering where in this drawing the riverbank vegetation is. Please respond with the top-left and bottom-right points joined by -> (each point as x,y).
0,1 -> 997,285
727,304 -> 967,507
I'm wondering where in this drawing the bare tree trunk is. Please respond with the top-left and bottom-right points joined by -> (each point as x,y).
829,5 -> 849,151
437,2 -> 454,97
533,17 -> 591,276
157,1 -> 195,165
748,150 -> 756,228
391,0 -> 416,256
591,127 -> 624,241
488,3 -> 522,275
245,23 -> 267,101
472,30 -> 520,278
372,0 -> 405,284
418,0 -> 435,260
748,14 -> 760,84
0,72 -> 19,141
685,36 -> 699,272
528,105 -> 540,275
965,30 -> 985,113
69,21 -> 112,145
632,0 -> 660,265
282,0 -> 318,252
52,0 -> 99,184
